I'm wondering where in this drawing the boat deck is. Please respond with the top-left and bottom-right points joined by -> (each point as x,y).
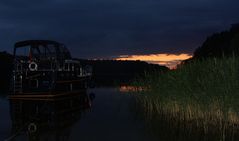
8,90 -> 87,101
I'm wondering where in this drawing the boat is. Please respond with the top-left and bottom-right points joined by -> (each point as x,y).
9,40 -> 92,100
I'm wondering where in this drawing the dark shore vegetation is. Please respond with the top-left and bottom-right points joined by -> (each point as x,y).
133,57 -> 239,141
0,51 -> 13,92
132,24 -> 239,141
79,59 -> 168,86
193,23 -> 239,59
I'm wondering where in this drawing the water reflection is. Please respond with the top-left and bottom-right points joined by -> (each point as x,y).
7,93 -> 92,141
119,85 -> 147,93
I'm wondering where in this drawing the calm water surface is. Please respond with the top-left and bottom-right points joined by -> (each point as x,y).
0,88 -> 155,141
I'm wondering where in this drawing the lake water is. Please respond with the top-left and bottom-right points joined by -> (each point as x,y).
0,88 -> 156,141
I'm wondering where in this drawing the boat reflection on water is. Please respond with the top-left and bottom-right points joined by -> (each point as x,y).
7,92 -> 93,141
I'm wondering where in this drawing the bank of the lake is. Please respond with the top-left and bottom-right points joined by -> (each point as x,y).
133,57 -> 239,141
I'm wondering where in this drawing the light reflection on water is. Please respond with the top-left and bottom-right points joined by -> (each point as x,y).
119,85 -> 147,93
0,88 -> 155,141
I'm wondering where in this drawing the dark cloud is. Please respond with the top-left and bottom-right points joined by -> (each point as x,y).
0,0 -> 238,58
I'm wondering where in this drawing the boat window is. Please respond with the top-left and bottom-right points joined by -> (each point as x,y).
61,46 -> 71,58
15,46 -> 31,57
47,44 -> 56,54
38,45 -> 47,55
31,47 -> 40,56
38,45 -> 57,58
59,45 -> 65,53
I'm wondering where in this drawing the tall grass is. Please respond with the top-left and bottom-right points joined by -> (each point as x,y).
132,57 -> 239,141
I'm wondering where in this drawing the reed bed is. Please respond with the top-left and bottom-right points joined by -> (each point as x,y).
132,57 -> 239,141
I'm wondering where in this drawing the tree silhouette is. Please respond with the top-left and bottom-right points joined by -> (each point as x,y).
193,24 -> 239,59
0,51 -> 13,92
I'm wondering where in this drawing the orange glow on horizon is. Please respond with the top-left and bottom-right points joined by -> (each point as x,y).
115,53 -> 192,69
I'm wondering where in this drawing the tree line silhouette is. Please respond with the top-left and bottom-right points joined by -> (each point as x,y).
193,24 -> 239,59
0,51 -> 13,92
78,59 -> 169,86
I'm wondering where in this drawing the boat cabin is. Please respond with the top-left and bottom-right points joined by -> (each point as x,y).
12,40 -> 92,96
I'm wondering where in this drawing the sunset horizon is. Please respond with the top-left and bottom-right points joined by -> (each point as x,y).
115,53 -> 192,68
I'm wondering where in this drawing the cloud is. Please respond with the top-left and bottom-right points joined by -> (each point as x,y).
0,0 -> 238,58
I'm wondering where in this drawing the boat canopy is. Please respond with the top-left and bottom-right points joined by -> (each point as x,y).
14,40 -> 72,60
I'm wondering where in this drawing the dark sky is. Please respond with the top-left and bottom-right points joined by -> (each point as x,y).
0,0 -> 238,59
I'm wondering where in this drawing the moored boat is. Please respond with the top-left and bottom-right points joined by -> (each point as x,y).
10,40 -> 92,100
